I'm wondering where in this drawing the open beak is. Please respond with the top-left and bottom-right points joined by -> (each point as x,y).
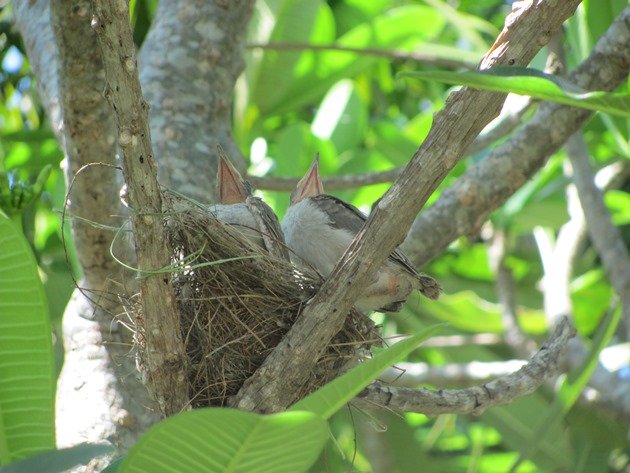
217,153 -> 250,204
291,155 -> 324,204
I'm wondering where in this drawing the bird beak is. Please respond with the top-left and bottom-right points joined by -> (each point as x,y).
291,155 -> 324,204
217,153 -> 250,204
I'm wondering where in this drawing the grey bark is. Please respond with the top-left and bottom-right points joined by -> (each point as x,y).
139,0 -> 255,202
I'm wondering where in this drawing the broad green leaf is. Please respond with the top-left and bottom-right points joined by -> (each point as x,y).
0,444 -> 113,473
238,0 -> 334,135
311,79 -> 367,154
497,155 -> 567,232
291,324 -> 444,419
400,68 -> 630,117
571,270 -> 612,335
384,412 -> 442,473
119,409 -> 327,473
0,212 -> 54,464
423,0 -> 498,51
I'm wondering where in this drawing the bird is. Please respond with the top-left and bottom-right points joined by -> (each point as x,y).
211,151 -> 288,260
281,157 -> 441,313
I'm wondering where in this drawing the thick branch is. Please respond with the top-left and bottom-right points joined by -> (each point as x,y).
360,317 -> 575,415
50,0 -> 121,293
91,0 -> 188,416
232,0 -> 582,413
404,6 -> 630,266
139,0 -> 255,202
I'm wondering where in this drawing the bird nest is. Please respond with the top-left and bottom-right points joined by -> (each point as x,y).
133,194 -> 380,408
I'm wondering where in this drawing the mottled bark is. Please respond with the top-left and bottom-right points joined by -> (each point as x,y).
50,1 -> 121,292
139,0 -> 254,202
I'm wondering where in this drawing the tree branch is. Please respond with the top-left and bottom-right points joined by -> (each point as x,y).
488,228 -> 536,357
359,317 -> 575,415
247,103 -> 531,192
232,0 -> 583,413
380,359 -> 528,388
138,0 -> 255,202
91,0 -> 189,416
403,6 -> 630,267
50,0 -> 121,294
534,136 -> 630,420
566,133 -> 630,340
246,42 -> 477,70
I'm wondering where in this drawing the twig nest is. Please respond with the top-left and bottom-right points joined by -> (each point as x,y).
133,193 -> 379,408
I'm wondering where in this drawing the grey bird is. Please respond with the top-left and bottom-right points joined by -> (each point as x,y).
211,152 -> 288,260
282,157 -> 441,313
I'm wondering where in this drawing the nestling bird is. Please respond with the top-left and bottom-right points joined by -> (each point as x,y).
211,151 -> 288,260
282,157 -> 441,313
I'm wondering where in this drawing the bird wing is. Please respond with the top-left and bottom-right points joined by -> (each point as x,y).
246,196 -> 290,261
310,194 -> 418,275
310,194 -> 442,299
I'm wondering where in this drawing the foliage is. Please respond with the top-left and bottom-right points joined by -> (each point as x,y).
399,67 -> 630,117
0,444 -> 113,473
1,0 -> 629,472
0,213 -> 55,464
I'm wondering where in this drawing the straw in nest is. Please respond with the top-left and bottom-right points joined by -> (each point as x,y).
133,195 -> 380,408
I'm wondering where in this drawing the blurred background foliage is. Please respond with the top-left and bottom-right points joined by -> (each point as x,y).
1,0 -> 629,471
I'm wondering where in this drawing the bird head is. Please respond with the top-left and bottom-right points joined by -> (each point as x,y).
291,155 -> 324,204
217,153 -> 252,204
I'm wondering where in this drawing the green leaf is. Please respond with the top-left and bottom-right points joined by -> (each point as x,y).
0,444 -> 113,473
119,409 -> 328,473
399,68 -> 630,117
291,324 -> 444,419
604,189 -> 630,225
0,212 -> 54,464
482,397 -> 571,472
311,79 -> 367,154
